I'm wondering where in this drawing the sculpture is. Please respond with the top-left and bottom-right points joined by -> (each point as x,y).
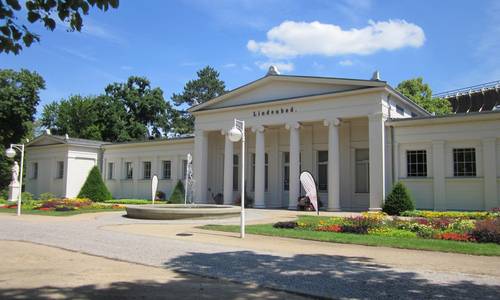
11,161 -> 19,183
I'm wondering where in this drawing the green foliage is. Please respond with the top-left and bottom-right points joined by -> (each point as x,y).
39,192 -> 55,201
0,69 -> 45,190
396,77 -> 452,116
77,166 -> 112,202
104,199 -> 166,205
401,210 -> 499,219
41,76 -> 176,142
1,0 -> 119,54
171,66 -> 227,134
383,182 -> 415,215
169,180 -> 185,204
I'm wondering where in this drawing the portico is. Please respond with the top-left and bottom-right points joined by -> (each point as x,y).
190,69 -> 427,210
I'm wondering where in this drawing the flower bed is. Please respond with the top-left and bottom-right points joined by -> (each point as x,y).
278,212 -> 500,244
0,198 -> 124,212
401,210 -> 500,220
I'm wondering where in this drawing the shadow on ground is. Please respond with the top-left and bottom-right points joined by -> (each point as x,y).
164,251 -> 500,299
0,278 -> 304,300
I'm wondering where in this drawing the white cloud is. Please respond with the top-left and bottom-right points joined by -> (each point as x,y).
339,59 -> 353,66
255,61 -> 294,73
223,63 -> 237,68
120,65 -> 133,71
247,20 -> 425,59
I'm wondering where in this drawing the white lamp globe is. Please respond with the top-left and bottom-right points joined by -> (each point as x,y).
228,127 -> 242,142
5,147 -> 16,158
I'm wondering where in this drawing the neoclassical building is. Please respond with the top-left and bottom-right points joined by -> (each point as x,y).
25,69 -> 500,211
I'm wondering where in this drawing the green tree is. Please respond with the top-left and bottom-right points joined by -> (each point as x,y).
1,0 -> 119,54
396,77 -> 451,116
382,182 -> 415,216
0,68 -> 45,190
171,66 -> 226,134
41,76 -> 175,142
78,166 -> 112,202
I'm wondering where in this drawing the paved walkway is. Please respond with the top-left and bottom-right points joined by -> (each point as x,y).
0,240 -> 306,300
1,209 -> 500,299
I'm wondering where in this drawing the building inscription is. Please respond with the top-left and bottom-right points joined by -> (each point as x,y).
253,106 -> 296,117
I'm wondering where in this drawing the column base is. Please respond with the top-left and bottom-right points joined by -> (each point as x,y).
327,207 -> 341,212
287,205 -> 297,210
253,204 -> 266,209
369,207 -> 382,211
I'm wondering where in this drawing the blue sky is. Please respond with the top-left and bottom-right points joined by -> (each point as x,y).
3,0 -> 500,114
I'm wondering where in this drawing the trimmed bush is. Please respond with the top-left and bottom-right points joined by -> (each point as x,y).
383,182 -> 415,215
78,166 -> 112,202
273,221 -> 298,229
169,180 -> 185,204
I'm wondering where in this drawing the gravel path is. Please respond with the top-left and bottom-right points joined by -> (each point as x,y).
1,211 -> 499,299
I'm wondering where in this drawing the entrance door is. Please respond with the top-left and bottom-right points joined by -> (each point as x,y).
280,152 -> 290,208
352,148 -> 370,210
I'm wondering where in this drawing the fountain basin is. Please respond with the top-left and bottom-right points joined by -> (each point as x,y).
125,204 -> 241,220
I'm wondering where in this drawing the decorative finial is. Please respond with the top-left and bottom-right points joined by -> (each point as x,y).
267,65 -> 280,76
371,70 -> 380,81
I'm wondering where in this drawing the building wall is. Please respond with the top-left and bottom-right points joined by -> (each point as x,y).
25,145 -> 100,198
102,139 -> 194,200
393,116 -> 500,210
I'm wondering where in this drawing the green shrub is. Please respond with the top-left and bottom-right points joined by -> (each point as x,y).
169,180 -> 185,204
383,182 -> 415,215
39,192 -> 55,201
77,166 -> 112,202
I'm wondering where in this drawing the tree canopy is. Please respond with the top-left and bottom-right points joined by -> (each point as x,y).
171,66 -> 226,134
1,0 -> 119,54
41,76 -> 175,142
396,77 -> 452,116
0,68 -> 45,189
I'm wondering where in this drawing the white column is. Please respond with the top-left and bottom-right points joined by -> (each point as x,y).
253,126 -> 265,208
432,140 -> 446,210
286,122 -> 300,209
223,131 -> 234,204
194,129 -> 208,203
482,138 -> 498,210
324,119 -> 341,211
368,113 -> 386,211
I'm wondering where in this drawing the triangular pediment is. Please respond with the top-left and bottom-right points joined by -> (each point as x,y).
27,135 -> 67,147
190,75 -> 386,112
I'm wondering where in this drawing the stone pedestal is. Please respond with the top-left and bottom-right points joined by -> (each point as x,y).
8,181 -> 20,202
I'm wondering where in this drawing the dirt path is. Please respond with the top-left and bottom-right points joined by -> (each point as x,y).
0,240 -> 309,300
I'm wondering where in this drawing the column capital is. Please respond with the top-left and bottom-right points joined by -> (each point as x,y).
432,140 -> 445,146
285,122 -> 301,130
368,112 -> 386,122
251,125 -> 265,133
323,118 -> 341,127
482,137 -> 497,144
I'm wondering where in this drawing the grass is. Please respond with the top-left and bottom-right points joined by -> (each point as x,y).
0,207 -> 124,216
104,199 -> 167,205
200,223 -> 500,256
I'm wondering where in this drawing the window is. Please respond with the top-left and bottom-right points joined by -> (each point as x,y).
283,152 -> 289,191
56,161 -> 64,179
355,149 -> 370,193
32,162 -> 38,179
143,161 -> 151,179
125,162 -> 133,179
453,148 -> 476,177
108,162 -> 114,180
396,105 -> 405,115
162,160 -> 171,179
251,153 -> 269,191
182,159 -> 188,179
407,150 -> 427,177
317,151 -> 328,191
233,155 -> 239,191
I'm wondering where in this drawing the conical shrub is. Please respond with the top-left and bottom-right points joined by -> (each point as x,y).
77,166 -> 112,202
169,180 -> 185,204
382,181 -> 415,215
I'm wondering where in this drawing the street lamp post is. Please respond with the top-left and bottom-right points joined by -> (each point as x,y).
5,143 -> 25,216
228,119 -> 246,238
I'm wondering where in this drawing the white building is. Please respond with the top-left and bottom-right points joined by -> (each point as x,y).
25,69 -> 500,211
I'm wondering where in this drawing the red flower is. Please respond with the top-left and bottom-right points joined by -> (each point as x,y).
435,232 -> 473,242
317,224 -> 342,232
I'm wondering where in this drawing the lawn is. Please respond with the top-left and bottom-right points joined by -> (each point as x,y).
201,214 -> 500,256
0,207 -> 124,216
